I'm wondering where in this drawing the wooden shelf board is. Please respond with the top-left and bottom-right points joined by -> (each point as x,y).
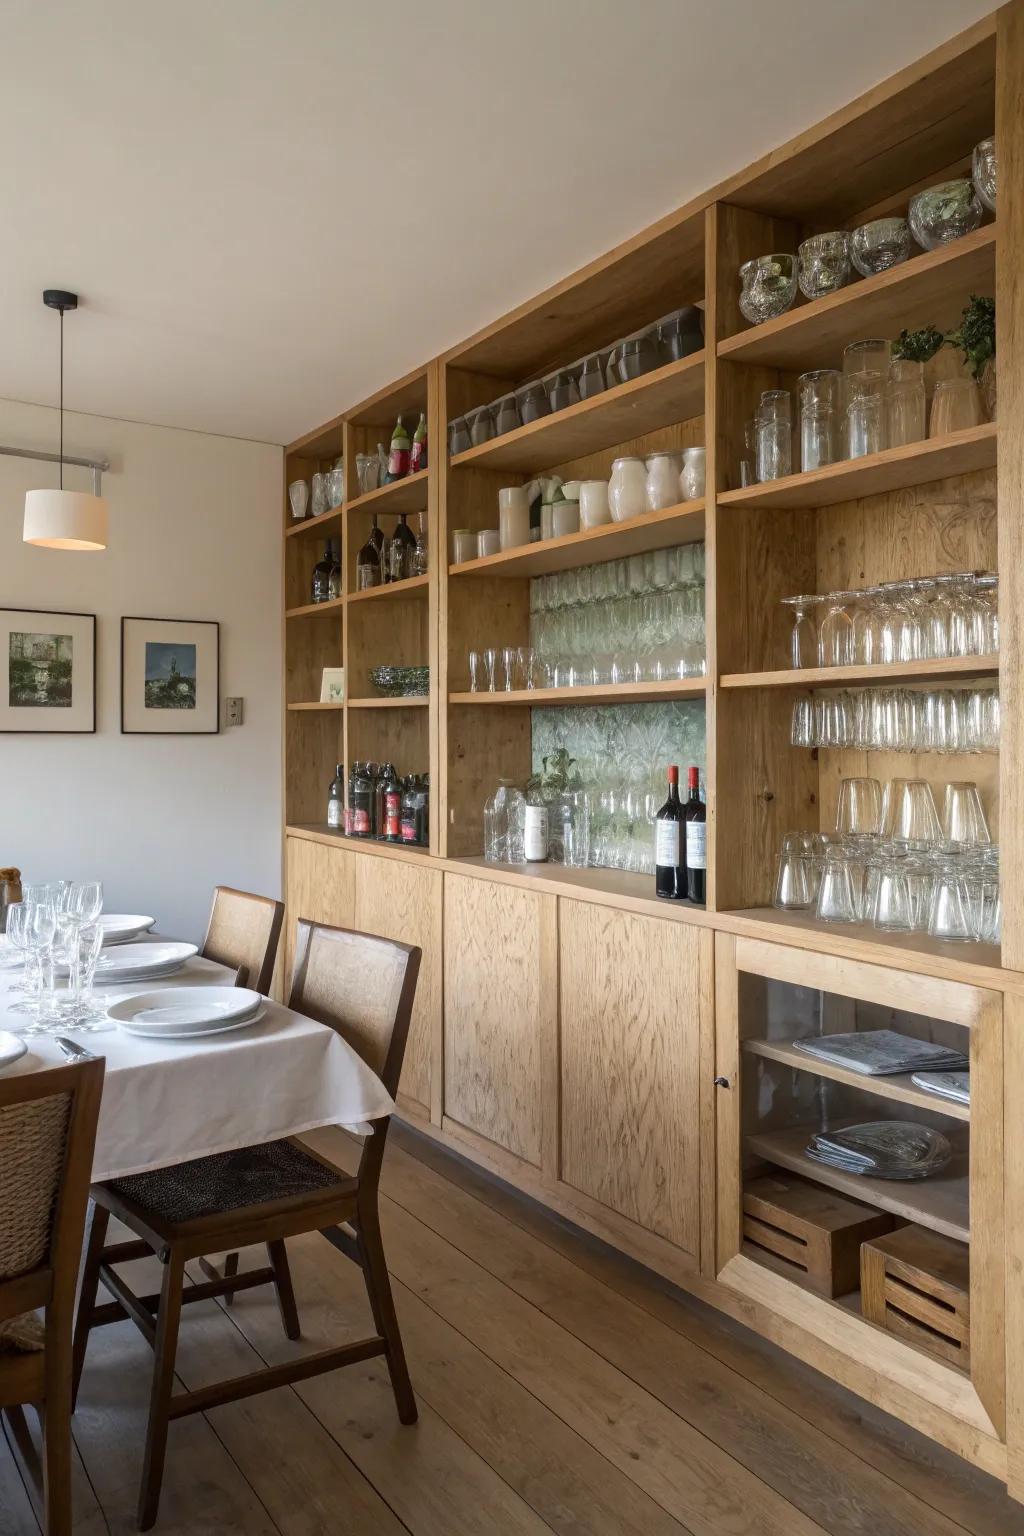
450,354 -> 705,473
286,824 -> 431,858
346,469 -> 429,518
717,425 -> 997,511
348,575 -> 429,604
725,907 -> 1002,983
721,655 -> 1000,690
746,1124 -> 969,1244
449,679 -> 707,707
347,695 -> 429,709
284,504 -> 344,539
286,701 -> 345,712
449,500 -> 706,579
447,855 -> 711,921
717,226 -> 996,373
743,1038 -> 970,1123
284,596 -> 345,619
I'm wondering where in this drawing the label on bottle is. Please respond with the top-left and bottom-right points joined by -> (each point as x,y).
655,820 -> 680,867
400,815 -> 417,843
686,821 -> 707,869
327,798 -> 343,829
388,445 -> 411,479
351,807 -> 370,835
524,804 -> 549,862
385,791 -> 402,839
409,438 -> 426,474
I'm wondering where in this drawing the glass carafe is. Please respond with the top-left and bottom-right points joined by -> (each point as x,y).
886,359 -> 926,448
798,370 -> 843,471
755,390 -> 792,481
483,781 -> 526,864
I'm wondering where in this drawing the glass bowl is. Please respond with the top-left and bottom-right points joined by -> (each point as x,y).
908,179 -> 983,250
738,254 -> 798,325
972,136 -> 996,212
798,232 -> 852,299
369,666 -> 405,697
850,217 -> 912,275
399,665 -> 430,697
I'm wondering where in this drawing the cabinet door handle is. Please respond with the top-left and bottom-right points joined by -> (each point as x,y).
713,1076 -> 731,1088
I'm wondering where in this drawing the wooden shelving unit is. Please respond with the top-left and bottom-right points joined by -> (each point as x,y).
742,1037 -> 971,1122
278,9 -> 1024,1488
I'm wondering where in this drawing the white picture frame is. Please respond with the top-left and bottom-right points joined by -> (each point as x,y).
320,666 -> 345,704
121,616 -> 219,734
1,608 -> 96,733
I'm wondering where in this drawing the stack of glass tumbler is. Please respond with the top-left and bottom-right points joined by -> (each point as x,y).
774,777 -> 999,943
741,339 -> 987,485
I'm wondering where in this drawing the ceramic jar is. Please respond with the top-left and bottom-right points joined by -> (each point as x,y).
608,457 -> 647,522
679,447 -> 706,501
498,486 -> 531,550
552,500 -> 580,537
644,452 -> 681,512
451,528 -> 476,564
579,480 -> 611,528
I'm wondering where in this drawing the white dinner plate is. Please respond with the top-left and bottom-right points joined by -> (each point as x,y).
60,941 -> 198,981
99,914 -> 156,946
107,985 -> 263,1032
117,1005 -> 267,1041
0,1031 -> 28,1070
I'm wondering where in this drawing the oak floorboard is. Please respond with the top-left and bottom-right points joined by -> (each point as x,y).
0,1420 -> 41,1535
388,1122 -> 1024,1536
206,1234 -> 695,1536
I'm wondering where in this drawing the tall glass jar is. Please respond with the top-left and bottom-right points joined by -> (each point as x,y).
554,787 -> 591,868
886,359 -> 926,447
484,781 -> 525,863
798,370 -> 843,471
608,457 -> 647,522
846,371 -> 886,458
755,390 -> 792,481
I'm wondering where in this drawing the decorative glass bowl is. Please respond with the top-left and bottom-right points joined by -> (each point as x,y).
972,136 -> 996,212
797,232 -> 852,299
369,664 -> 430,697
908,179 -> 983,250
738,254 -> 798,325
850,217 -> 912,276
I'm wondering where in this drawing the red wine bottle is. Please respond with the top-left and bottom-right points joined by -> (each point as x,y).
655,765 -> 686,900
684,766 -> 707,904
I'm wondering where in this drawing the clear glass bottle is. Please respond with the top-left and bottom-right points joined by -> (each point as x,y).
886,359 -> 926,448
412,512 -> 428,576
483,781 -> 525,863
311,540 -> 334,603
755,390 -> 792,481
524,784 -> 549,863
328,538 -> 341,600
327,763 -> 345,830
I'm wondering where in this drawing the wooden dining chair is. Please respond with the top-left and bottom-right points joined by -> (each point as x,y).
200,885 -> 284,994
0,1057 -> 104,1536
72,920 -> 421,1531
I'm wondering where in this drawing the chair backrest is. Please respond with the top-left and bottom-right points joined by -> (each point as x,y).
202,886 -> 284,994
288,920 -> 421,1099
0,1058 -> 104,1326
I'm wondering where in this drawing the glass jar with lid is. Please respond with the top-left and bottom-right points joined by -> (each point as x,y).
608,457 -> 647,522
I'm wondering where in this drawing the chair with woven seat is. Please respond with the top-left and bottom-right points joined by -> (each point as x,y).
72,919 -> 421,1531
0,1057 -> 104,1536
200,884 -> 284,993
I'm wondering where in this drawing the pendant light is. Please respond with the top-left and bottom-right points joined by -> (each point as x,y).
23,290 -> 108,551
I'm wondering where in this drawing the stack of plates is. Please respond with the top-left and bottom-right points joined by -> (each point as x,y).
61,941 -> 198,986
109,986 -> 265,1039
99,914 -> 156,947
911,1070 -> 971,1106
805,1121 -> 953,1181
793,1030 -> 968,1076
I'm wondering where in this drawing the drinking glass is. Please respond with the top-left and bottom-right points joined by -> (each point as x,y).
468,650 -> 483,692
943,782 -> 991,845
483,648 -> 498,692
755,391 -> 792,481
882,779 -> 941,842
886,359 -> 927,447
738,254 -> 798,324
781,595 -> 819,668
930,378 -> 985,437
500,646 -> 520,691
817,848 -> 858,924
791,696 -> 815,747
836,777 -> 883,837
738,419 -> 758,488
774,834 -> 812,909
928,864 -> 974,942
846,372 -> 886,458
873,856 -> 913,932
851,586 -> 883,664
4,902 -> 37,1009
73,924 -> 108,1029
798,370 -> 843,471
850,218 -> 911,275
818,593 -> 855,667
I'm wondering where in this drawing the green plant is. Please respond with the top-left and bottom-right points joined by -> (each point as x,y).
892,326 -> 945,363
948,294 -> 995,381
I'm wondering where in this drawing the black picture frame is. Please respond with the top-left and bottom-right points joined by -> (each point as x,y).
120,616 -> 220,735
0,607 -> 97,733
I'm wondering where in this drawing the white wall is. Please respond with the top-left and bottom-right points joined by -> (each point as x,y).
0,398 -> 282,943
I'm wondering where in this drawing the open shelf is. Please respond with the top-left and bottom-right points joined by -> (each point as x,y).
347,695 -> 429,709
284,504 -> 344,539
449,499 -> 706,579
285,596 -> 345,619
747,1124 -> 969,1243
348,574 -> 429,604
721,655 -> 1000,689
287,824 -> 431,859
449,679 -> 707,707
743,1037 -> 970,1123
286,701 -> 345,712
717,425 -> 997,512
717,226 -> 995,373
450,353 -> 705,473
346,469 -> 429,518
726,907 -> 1002,981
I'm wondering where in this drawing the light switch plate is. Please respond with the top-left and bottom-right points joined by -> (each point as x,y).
224,697 -> 244,727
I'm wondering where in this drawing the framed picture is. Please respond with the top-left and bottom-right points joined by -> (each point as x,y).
1,608 -> 96,733
320,666 -> 345,703
121,616 -> 219,734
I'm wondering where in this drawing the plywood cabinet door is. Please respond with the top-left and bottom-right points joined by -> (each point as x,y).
355,855 -> 442,1119
558,899 -> 706,1256
443,874 -> 556,1167
284,837 -> 357,980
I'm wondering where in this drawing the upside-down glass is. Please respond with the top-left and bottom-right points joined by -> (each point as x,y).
773,833 -> 812,910
882,779 -> 941,842
886,359 -> 927,447
817,847 -> 859,924
836,777 -> 883,837
943,782 -> 991,844
781,595 -> 819,668
818,593 -> 855,667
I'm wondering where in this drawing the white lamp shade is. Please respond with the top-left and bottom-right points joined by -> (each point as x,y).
23,488 -> 108,550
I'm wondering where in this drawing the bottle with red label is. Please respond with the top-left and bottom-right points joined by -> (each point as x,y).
386,415 -> 411,482
683,765 -> 707,904
349,763 -> 372,837
409,412 -> 428,474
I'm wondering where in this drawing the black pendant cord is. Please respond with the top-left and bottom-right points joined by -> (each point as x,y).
59,306 -> 64,490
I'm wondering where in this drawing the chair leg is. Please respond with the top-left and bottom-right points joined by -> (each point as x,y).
42,1332 -> 74,1536
266,1240 -> 301,1341
356,1206 -> 416,1425
72,1201 -> 110,1409
138,1252 -> 185,1532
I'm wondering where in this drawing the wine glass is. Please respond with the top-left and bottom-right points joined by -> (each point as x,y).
23,902 -> 59,1034
780,595 -> 819,669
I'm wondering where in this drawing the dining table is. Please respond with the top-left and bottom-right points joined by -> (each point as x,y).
0,937 -> 395,1182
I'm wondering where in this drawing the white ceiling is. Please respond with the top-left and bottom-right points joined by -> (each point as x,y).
0,0 -> 992,446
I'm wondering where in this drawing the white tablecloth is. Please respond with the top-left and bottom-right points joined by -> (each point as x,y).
0,949 -> 394,1181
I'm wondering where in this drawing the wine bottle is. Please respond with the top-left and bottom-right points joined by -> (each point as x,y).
311,540 -> 333,603
386,415 -> 411,482
356,518 -> 383,589
684,766 -> 707,904
328,538 -> 341,600
409,412 -> 428,473
524,785 -> 549,862
327,763 -> 345,830
654,765 -> 685,900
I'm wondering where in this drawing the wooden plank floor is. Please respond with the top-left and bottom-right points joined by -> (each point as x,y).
6,1124 -> 1024,1535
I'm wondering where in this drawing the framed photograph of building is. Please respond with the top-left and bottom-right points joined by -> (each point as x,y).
1,608 -> 96,732
121,616 -> 219,734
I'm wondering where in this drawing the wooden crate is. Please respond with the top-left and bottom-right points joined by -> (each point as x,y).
743,1171 -> 894,1297
861,1224 -> 970,1368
